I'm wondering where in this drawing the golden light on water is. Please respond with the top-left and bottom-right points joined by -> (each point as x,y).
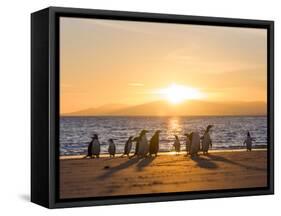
168,118 -> 182,137
168,118 -> 183,151
169,118 -> 180,131
158,84 -> 204,104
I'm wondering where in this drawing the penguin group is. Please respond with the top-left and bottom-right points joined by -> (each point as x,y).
183,125 -> 213,156
131,130 -> 161,158
85,130 -> 162,159
84,125 -> 255,158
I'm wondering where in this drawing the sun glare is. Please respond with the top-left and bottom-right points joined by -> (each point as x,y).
159,84 -> 204,104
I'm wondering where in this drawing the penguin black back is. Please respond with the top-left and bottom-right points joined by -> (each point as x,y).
124,136 -> 133,155
132,136 -> 140,156
149,130 -> 161,156
86,139 -> 93,158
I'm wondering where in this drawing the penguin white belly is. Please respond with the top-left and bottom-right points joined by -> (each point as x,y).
190,132 -> 200,154
138,135 -> 148,156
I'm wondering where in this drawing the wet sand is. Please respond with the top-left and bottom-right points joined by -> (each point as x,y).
60,150 -> 267,199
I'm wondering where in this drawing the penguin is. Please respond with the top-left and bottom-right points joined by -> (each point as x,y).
84,138 -> 94,158
123,136 -> 134,157
202,125 -> 213,155
173,135 -> 181,155
184,133 -> 191,155
131,136 -> 140,158
189,132 -> 200,156
136,129 -> 149,157
149,130 -> 161,156
108,138 -> 116,157
92,134 -> 101,158
244,131 -> 254,151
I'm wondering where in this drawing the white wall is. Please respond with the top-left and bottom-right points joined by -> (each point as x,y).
0,0 -> 279,214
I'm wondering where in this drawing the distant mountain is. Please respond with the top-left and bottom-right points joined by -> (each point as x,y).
63,100 -> 266,116
66,104 -> 127,116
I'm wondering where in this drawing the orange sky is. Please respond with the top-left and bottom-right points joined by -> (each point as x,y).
60,17 -> 267,114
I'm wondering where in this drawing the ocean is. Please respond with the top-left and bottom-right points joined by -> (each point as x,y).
60,116 -> 267,156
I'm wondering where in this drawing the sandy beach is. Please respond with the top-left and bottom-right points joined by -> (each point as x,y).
60,149 -> 267,199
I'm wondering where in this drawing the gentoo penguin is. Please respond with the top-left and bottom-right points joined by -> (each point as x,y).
149,130 -> 161,156
123,136 -> 134,157
92,134 -> 101,158
244,131 -> 254,151
173,135 -> 181,155
189,132 -> 200,156
202,125 -> 213,155
108,138 -> 116,157
85,138 -> 94,158
136,129 -> 149,157
184,133 -> 191,155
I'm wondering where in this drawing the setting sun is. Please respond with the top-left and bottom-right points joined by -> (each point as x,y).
158,84 -> 204,104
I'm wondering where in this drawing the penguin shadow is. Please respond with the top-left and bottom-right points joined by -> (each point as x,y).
205,154 -> 266,171
136,156 -> 156,171
97,157 -> 141,180
190,155 -> 218,169
103,156 -> 117,160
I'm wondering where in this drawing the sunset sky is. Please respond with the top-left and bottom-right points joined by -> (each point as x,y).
60,17 -> 267,114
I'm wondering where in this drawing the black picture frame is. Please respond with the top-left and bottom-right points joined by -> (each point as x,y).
31,6 -> 274,208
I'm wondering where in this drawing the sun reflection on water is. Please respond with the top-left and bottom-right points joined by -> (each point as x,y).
167,117 -> 183,138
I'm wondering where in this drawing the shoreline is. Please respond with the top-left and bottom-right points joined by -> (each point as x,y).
60,149 -> 267,199
60,148 -> 267,160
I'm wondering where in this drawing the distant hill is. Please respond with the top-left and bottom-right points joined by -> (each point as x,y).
63,100 -> 266,116
66,104 -> 127,116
